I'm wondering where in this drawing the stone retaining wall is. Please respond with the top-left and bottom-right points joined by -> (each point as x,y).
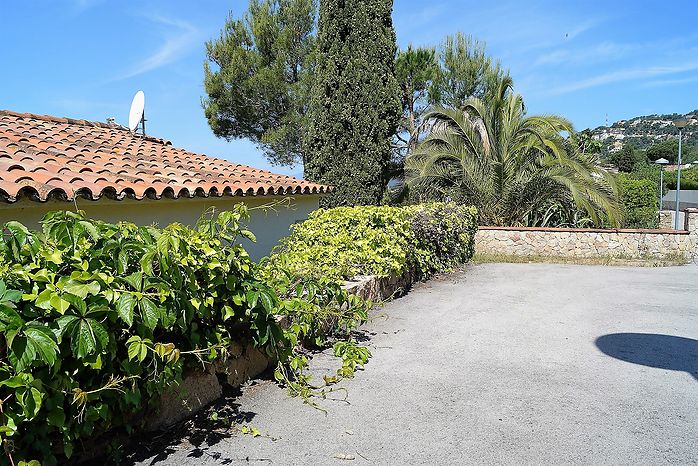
476,209 -> 698,261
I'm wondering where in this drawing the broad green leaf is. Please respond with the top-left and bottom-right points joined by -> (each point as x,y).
259,290 -> 275,312
0,304 -> 23,331
77,220 -> 100,241
62,293 -> 87,314
47,406 -> 66,427
54,315 -> 79,341
123,272 -> 143,291
72,319 -> 97,359
19,386 -> 43,418
5,221 -> 29,245
8,334 -> 36,372
127,336 -> 149,362
117,249 -> 129,274
24,325 -> 59,367
34,288 -> 53,310
246,291 -> 259,309
116,293 -> 136,326
90,319 -> 109,350
139,297 -> 160,329
62,280 -> 100,299
49,293 -> 71,314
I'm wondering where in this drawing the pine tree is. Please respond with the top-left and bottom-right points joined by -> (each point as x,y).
304,0 -> 401,206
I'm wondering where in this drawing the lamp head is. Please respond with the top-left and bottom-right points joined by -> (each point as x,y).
655,158 -> 669,165
674,118 -> 689,129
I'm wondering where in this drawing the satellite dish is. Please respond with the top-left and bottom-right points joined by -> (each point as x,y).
128,90 -> 145,134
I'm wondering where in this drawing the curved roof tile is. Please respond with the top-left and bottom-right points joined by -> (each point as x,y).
0,110 -> 331,203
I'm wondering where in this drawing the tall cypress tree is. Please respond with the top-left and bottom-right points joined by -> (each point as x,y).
304,0 -> 401,206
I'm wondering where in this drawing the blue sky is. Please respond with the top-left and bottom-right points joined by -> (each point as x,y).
2,1 -> 697,176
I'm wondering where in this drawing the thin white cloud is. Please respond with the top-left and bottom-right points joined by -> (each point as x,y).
547,62 -> 698,95
640,75 -> 698,89
114,15 -> 199,81
535,42 -> 637,67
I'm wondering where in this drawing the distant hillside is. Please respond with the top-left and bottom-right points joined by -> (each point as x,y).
590,110 -> 698,153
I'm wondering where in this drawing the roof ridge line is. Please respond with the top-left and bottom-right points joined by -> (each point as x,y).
0,109 -> 171,146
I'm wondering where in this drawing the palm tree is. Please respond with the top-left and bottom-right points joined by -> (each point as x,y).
405,79 -> 622,227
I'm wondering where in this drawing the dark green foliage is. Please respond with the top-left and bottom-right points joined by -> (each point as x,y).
405,203 -> 478,277
266,203 -> 478,281
304,0 -> 402,206
665,165 -> 698,190
203,0 -> 317,166
613,145 -> 639,173
0,208 -> 285,464
0,207 -> 372,464
646,138 -> 698,164
617,176 -> 659,228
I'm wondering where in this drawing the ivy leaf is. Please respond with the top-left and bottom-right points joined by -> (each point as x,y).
139,297 -> 160,330
259,290 -> 275,313
19,387 -> 43,418
0,281 -> 22,304
117,249 -> 129,274
47,406 -> 66,428
54,315 -> 79,341
23,325 -> 59,367
49,294 -> 71,314
5,221 -> 29,245
7,324 -> 59,371
71,318 -> 107,359
34,289 -> 53,310
77,220 -> 100,241
116,293 -> 136,326
140,251 -> 156,276
246,291 -> 259,309
0,304 -> 24,332
62,280 -> 100,299
123,272 -> 143,292
126,336 -> 149,362
8,333 -> 36,373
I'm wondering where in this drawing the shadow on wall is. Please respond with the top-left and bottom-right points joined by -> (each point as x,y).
595,333 -> 698,381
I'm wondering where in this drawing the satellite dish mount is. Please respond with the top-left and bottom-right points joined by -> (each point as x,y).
128,90 -> 146,137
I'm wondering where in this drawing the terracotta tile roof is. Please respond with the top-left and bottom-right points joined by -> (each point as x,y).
0,110 -> 329,203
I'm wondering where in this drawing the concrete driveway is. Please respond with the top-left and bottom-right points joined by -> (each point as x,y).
131,263 -> 698,465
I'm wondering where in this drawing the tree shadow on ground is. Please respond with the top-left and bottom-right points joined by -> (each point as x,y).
595,333 -> 698,380
112,381 -> 264,465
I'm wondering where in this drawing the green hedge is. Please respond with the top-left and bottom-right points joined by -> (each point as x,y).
267,203 -> 478,281
617,176 -> 658,228
665,166 -> 698,190
0,207 -> 372,465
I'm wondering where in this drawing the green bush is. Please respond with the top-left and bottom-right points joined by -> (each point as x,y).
0,207 -> 290,464
0,207 -> 375,465
268,203 -> 478,281
406,203 -> 478,277
617,176 -> 659,228
665,166 -> 698,190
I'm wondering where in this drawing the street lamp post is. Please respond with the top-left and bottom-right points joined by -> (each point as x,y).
655,157 -> 669,223
673,118 -> 689,229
